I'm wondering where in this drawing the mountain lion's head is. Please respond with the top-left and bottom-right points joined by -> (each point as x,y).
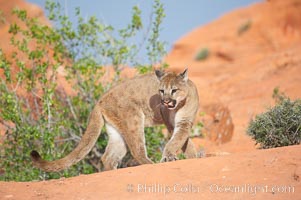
155,69 -> 189,110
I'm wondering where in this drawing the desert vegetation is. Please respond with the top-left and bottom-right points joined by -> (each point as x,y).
247,89 -> 301,149
0,0 -> 168,181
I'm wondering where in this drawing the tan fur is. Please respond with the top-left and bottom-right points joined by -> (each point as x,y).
31,69 -> 199,172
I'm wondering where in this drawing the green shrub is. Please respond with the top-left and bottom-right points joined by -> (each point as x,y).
195,48 -> 209,61
145,126 -> 166,162
247,91 -> 301,149
0,0 -> 167,181
237,20 -> 251,35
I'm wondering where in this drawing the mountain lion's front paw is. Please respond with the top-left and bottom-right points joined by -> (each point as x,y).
160,154 -> 178,162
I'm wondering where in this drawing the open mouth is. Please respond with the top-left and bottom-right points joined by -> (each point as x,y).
162,100 -> 177,109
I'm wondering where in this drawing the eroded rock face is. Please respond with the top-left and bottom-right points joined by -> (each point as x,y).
166,0 -> 301,152
202,103 -> 234,144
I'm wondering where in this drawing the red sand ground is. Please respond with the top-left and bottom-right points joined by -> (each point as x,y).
0,0 -> 301,199
1,145 -> 300,200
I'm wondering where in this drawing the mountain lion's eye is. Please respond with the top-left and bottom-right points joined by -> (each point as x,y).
159,90 -> 164,94
171,89 -> 178,95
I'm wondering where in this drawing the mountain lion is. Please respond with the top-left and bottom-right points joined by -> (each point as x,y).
31,69 -> 199,171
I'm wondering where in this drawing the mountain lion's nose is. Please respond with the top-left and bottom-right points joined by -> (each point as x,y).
163,99 -> 171,104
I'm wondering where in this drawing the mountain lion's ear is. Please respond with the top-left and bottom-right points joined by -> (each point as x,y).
155,70 -> 165,80
179,68 -> 188,82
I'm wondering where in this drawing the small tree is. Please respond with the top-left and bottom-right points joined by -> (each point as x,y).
0,0 -> 167,181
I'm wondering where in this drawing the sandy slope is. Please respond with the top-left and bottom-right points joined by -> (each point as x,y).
1,145 -> 300,200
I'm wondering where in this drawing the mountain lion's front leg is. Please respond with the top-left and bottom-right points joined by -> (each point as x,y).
161,119 -> 193,162
181,138 -> 197,159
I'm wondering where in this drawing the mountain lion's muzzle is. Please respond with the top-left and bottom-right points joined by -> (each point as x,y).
162,98 -> 177,109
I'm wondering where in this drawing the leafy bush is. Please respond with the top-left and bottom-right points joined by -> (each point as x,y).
0,0 -> 167,181
237,20 -> 251,35
195,48 -> 209,61
247,90 -> 301,149
145,126 -> 166,162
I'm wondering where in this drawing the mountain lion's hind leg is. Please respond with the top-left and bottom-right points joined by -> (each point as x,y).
101,123 -> 127,171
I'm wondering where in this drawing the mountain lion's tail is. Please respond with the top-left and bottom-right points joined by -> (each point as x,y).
30,105 -> 104,172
